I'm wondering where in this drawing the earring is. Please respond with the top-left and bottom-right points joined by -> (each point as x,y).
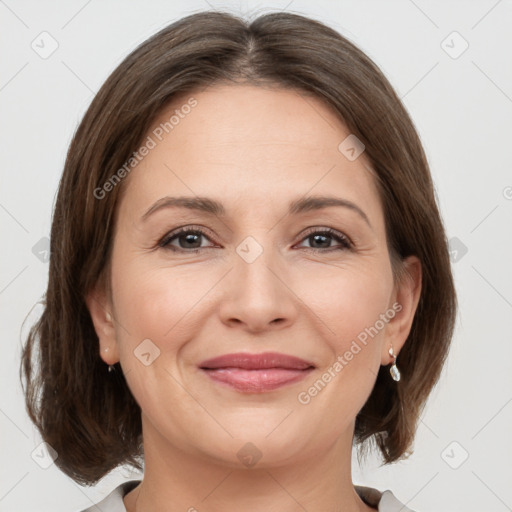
108,364 -> 115,373
106,312 -> 112,322
388,345 -> 401,381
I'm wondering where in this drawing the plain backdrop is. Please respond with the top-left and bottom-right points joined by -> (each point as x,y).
1,1 -> 511,511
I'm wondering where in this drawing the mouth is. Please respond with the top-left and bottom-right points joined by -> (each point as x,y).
198,352 -> 315,393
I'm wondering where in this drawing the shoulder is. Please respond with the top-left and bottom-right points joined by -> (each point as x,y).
76,480 -> 141,512
355,485 -> 418,512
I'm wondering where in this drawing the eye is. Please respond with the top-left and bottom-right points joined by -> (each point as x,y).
158,226 -> 353,253
158,226 -> 216,252
296,227 -> 353,251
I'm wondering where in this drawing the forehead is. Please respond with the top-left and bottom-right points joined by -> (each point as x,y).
117,84 -> 383,225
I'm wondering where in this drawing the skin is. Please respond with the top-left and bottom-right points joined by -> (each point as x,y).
87,83 -> 421,512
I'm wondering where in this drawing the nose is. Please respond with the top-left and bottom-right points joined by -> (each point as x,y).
218,244 -> 299,333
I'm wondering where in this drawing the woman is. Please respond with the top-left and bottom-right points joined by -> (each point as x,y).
21,10 -> 457,512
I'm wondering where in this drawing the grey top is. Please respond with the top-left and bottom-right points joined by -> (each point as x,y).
79,480 -> 416,511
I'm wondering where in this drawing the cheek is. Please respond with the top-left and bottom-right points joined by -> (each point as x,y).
312,262 -> 392,341
109,261 -> 206,423
290,268 -> 393,449
112,258 -> 209,343
303,261 -> 393,403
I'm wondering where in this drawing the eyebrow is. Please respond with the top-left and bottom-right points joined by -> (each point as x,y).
141,195 -> 372,228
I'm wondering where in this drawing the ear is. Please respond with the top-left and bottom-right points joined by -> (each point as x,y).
85,283 -> 120,366
381,255 -> 422,365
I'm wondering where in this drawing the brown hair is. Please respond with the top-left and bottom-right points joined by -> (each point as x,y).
21,10 -> 457,485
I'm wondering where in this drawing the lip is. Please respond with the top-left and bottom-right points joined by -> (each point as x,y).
199,352 -> 315,393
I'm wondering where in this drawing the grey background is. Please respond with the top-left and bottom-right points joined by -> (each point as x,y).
1,1 -> 511,511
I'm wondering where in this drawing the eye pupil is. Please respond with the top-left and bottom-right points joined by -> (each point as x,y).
310,234 -> 330,248
180,233 -> 201,248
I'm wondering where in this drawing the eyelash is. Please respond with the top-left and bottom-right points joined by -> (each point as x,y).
158,225 -> 353,253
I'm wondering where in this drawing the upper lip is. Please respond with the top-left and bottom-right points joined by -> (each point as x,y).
199,352 -> 315,370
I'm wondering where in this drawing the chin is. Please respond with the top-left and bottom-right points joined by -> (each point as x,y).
194,424 -> 315,468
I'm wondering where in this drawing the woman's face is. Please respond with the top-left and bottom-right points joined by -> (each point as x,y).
91,84 -> 420,467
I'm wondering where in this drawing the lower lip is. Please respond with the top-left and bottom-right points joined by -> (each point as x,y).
201,367 -> 314,392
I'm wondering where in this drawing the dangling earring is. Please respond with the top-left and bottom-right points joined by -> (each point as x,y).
103,347 -> 115,373
388,345 -> 401,381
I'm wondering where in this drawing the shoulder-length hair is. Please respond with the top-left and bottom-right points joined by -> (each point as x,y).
21,10 -> 457,485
